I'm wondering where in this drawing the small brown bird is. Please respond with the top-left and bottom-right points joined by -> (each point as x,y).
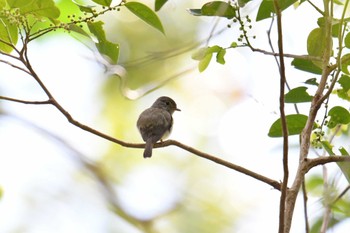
137,96 -> 180,158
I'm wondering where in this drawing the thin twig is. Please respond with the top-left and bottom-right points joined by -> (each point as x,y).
306,156 -> 350,171
0,96 -> 51,105
307,0 -> 325,15
163,140 -> 282,190
267,16 -> 279,68
251,48 -> 321,61
302,181 -> 310,233
0,36 -> 20,55
0,59 -> 31,75
0,49 -> 21,60
273,1 -> 289,232
320,161 -> 330,233
332,185 -> 350,204
266,15 -> 299,115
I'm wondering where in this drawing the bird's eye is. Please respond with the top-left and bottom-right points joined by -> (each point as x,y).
166,101 -> 170,105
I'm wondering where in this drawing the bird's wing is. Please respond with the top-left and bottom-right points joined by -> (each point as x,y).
137,108 -> 172,142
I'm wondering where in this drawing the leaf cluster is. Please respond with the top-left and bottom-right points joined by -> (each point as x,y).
0,0 -> 166,65
188,0 -> 350,231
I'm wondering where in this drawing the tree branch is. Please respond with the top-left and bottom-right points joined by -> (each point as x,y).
162,140 -> 282,190
0,96 -> 51,105
0,59 -> 31,75
0,95 -> 282,191
284,1 -> 334,232
272,1 -> 289,232
302,181 -> 310,233
306,156 -> 350,171
250,47 -> 321,62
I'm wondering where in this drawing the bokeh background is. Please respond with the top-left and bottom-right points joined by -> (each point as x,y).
1,0 -> 350,232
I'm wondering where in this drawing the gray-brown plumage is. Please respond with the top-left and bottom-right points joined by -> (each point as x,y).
137,96 -> 180,158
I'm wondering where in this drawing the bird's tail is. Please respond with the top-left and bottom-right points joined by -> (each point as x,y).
143,140 -> 154,158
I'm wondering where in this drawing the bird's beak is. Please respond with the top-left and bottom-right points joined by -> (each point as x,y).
176,108 -> 181,111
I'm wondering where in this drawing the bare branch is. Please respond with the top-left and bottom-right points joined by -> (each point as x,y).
0,37 -> 21,55
273,1 -> 289,232
0,59 -> 31,75
333,185 -> 350,204
162,140 -> 282,190
306,156 -> 350,171
0,96 -> 51,105
302,181 -> 310,233
250,47 -> 321,61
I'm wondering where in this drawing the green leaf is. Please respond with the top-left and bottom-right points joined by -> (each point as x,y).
304,78 -> 319,86
87,21 -> 106,41
307,28 -> 327,67
73,2 -> 95,14
327,106 -> 350,128
207,45 -> 222,53
0,0 -> 5,9
192,47 -> 208,60
256,0 -> 273,21
256,0 -> 298,21
0,18 -> 18,53
95,41 -> 119,64
187,8 -> 202,16
321,141 -> 335,155
341,53 -> 350,74
87,21 -> 119,64
125,2 -> 164,34
336,89 -> 350,101
345,32 -> 350,48
285,86 -> 313,103
317,17 -> 342,37
192,46 -> 225,70
155,0 -> 168,11
268,114 -> 308,137
310,217 -> 339,233
198,53 -> 213,72
216,48 -> 226,64
7,0 -> 34,8
306,175 -> 324,193
15,0 -> 60,18
337,148 -> 350,183
338,74 -> 350,91
238,0 -> 252,7
307,28 -> 323,55
338,161 -> 350,186
68,24 -> 90,38
191,46 -> 221,60
339,147 -> 349,156
91,0 -> 112,6
201,1 -> 236,19
291,58 -> 322,74
188,1 -> 236,19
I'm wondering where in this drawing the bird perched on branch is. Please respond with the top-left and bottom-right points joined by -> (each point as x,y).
137,96 -> 180,158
